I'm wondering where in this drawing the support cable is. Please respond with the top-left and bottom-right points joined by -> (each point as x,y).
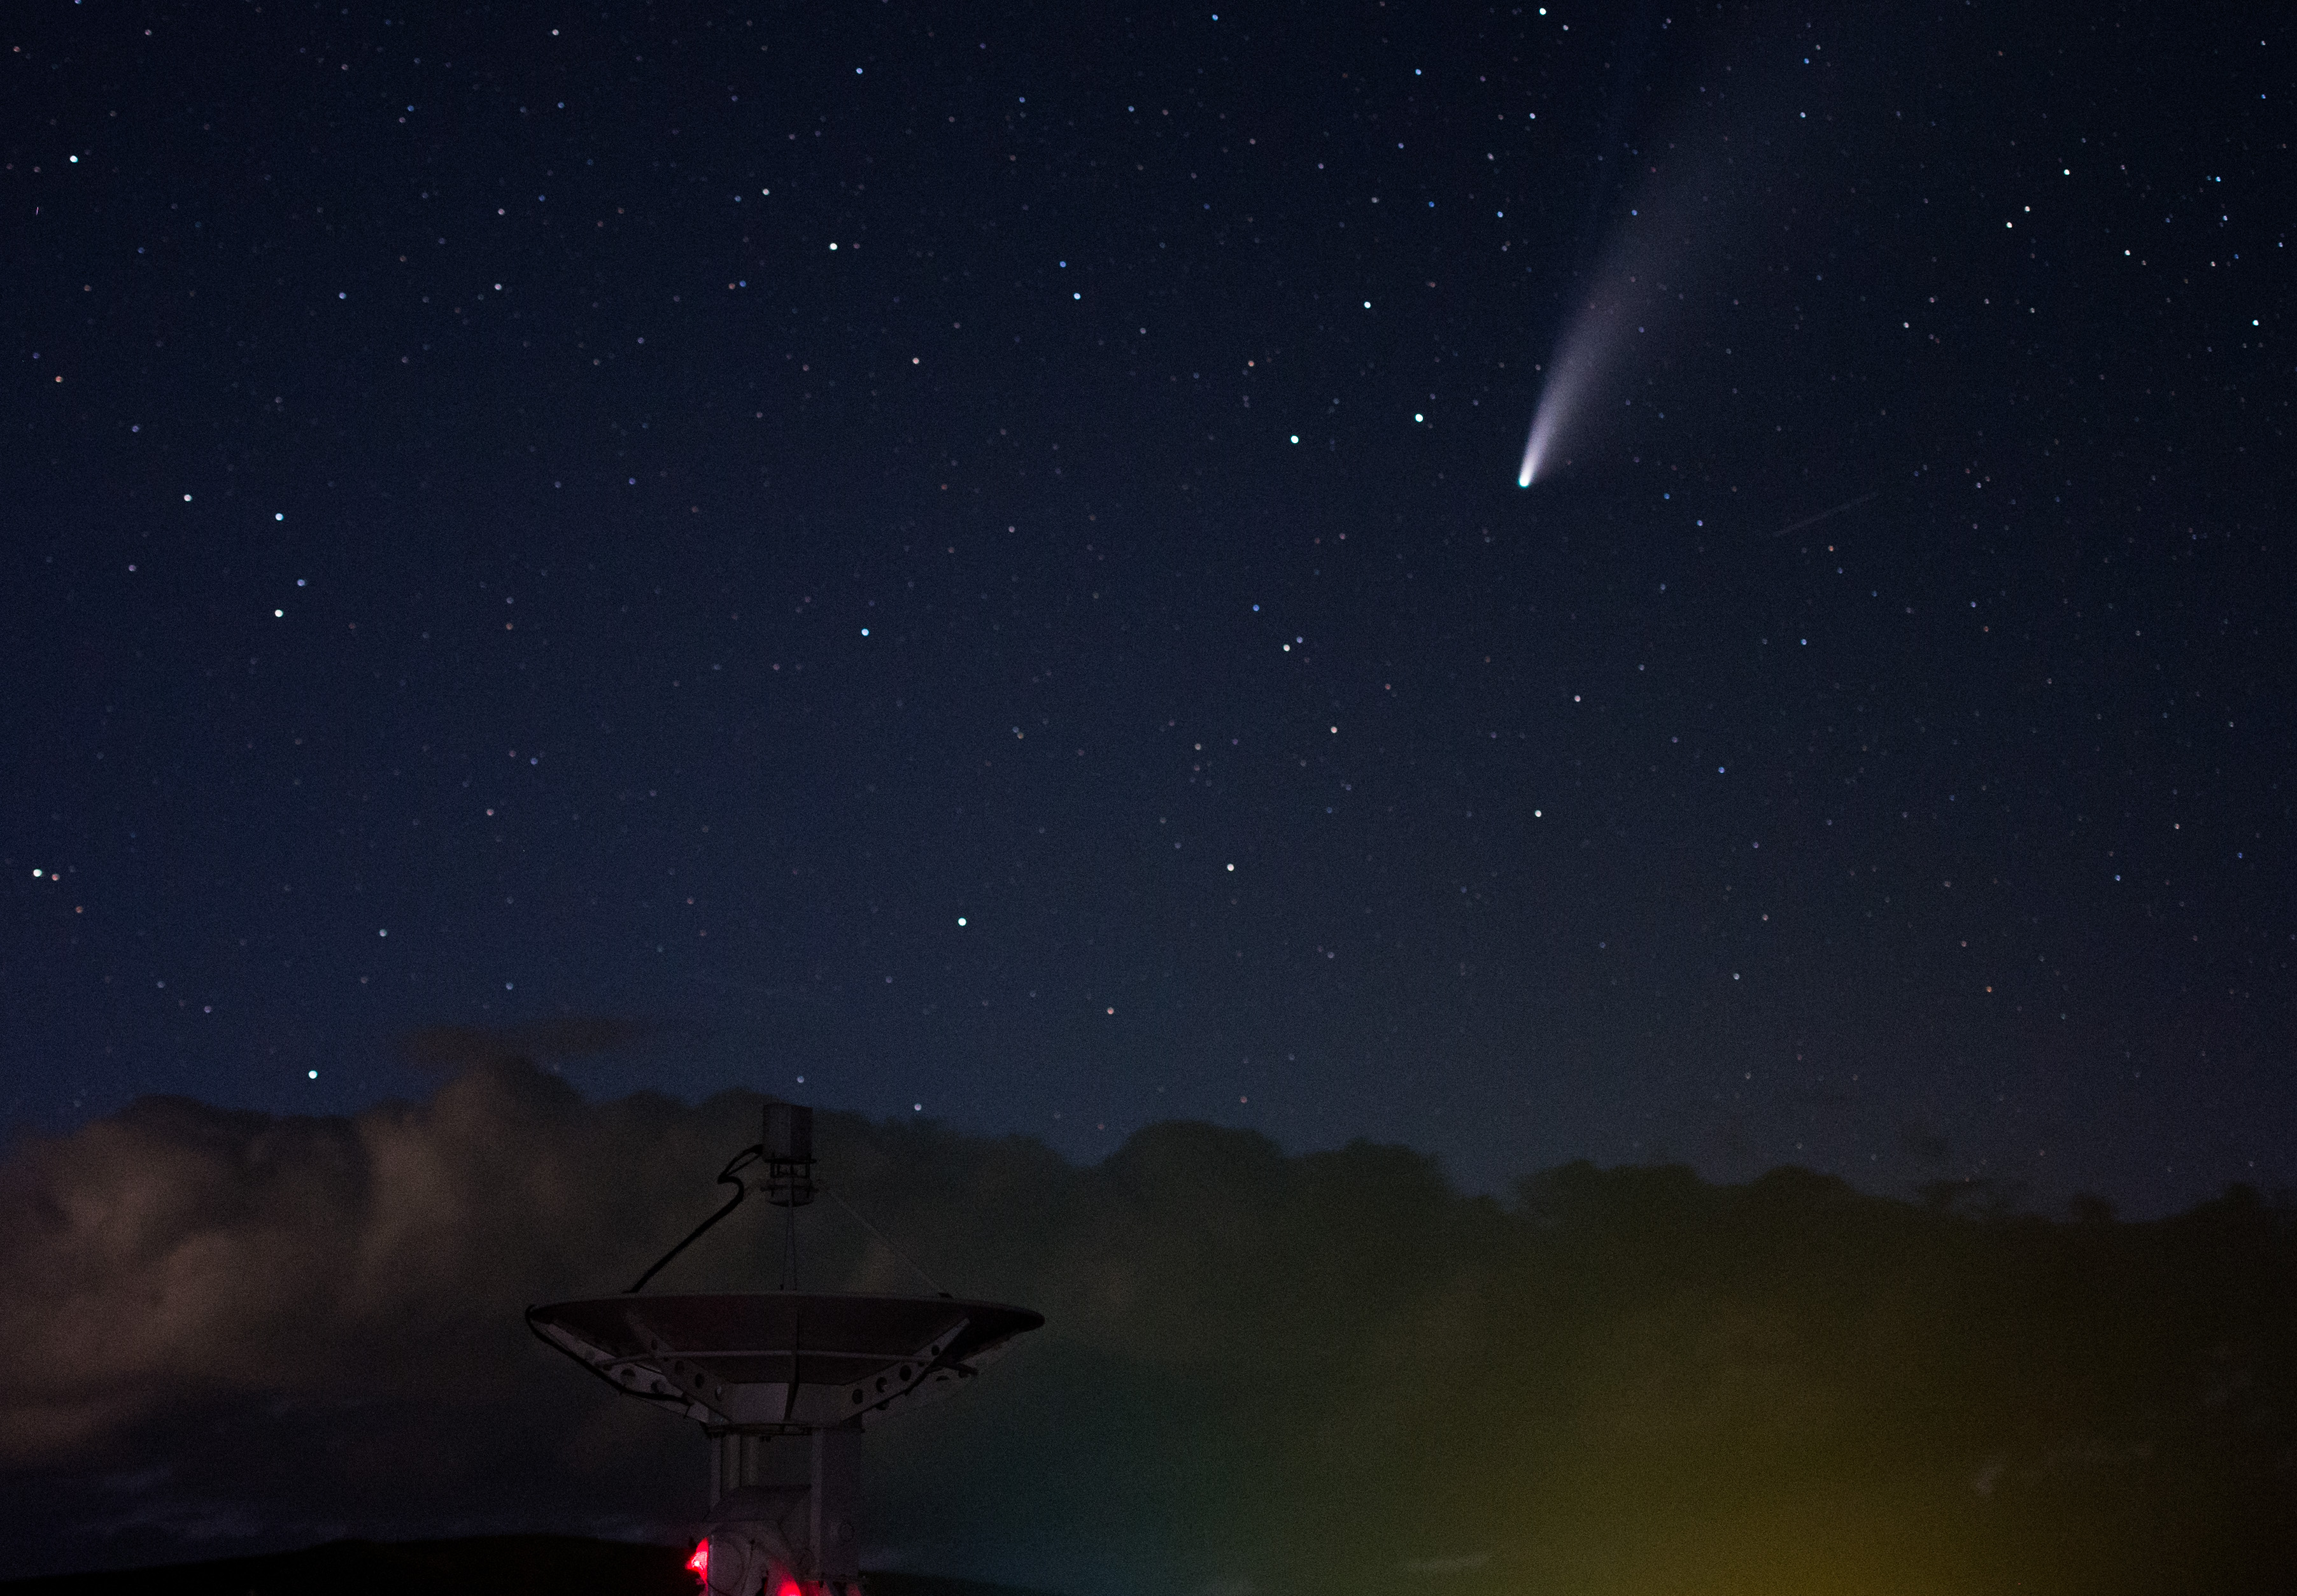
626,1144 -> 765,1294
819,1183 -> 950,1297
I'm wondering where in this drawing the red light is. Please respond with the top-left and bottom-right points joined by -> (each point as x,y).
686,1539 -> 710,1584
776,1581 -> 803,1596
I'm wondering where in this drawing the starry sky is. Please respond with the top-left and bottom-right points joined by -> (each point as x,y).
4,1 -> 2289,1216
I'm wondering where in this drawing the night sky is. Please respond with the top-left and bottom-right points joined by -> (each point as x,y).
6,2 -> 2291,1216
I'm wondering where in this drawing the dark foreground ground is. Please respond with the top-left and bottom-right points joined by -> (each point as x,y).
0,1538 -> 1042,1596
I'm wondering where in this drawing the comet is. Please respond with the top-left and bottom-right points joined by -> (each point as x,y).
1516,287 -> 1630,488
1515,325 -> 1608,487
1515,118 -> 1727,488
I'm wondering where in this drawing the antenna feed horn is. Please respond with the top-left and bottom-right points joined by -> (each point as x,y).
762,1101 -> 817,1208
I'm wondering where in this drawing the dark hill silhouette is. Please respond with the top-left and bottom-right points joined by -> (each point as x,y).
5,1075 -> 2295,1595
0,1539 -> 1051,1596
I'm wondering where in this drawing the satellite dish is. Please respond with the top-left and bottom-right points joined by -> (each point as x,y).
527,1291 -> 1045,1430
528,1103 -> 1043,1596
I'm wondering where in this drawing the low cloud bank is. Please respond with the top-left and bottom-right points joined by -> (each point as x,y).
4,1064 -> 2293,1593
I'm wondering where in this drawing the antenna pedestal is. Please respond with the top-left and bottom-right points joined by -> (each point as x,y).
704,1425 -> 862,1580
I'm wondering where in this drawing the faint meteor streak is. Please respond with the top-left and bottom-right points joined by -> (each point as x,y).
1769,490 -> 1879,539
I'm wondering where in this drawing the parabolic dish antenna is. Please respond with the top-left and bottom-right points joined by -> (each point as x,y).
527,1290 -> 1044,1430
527,1102 -> 1043,1596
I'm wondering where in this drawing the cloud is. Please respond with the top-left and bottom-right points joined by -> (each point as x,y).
3,1067 -> 2293,1593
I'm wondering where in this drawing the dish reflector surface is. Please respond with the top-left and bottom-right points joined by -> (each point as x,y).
528,1291 -> 1043,1430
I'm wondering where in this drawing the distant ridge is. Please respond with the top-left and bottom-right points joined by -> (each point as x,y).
0,1536 -> 1062,1596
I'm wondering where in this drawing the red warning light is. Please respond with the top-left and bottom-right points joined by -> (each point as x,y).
775,1580 -> 803,1596
686,1539 -> 710,1585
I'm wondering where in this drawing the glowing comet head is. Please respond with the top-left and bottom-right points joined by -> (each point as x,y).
1515,365 -> 1579,488
1516,411 -> 1558,488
